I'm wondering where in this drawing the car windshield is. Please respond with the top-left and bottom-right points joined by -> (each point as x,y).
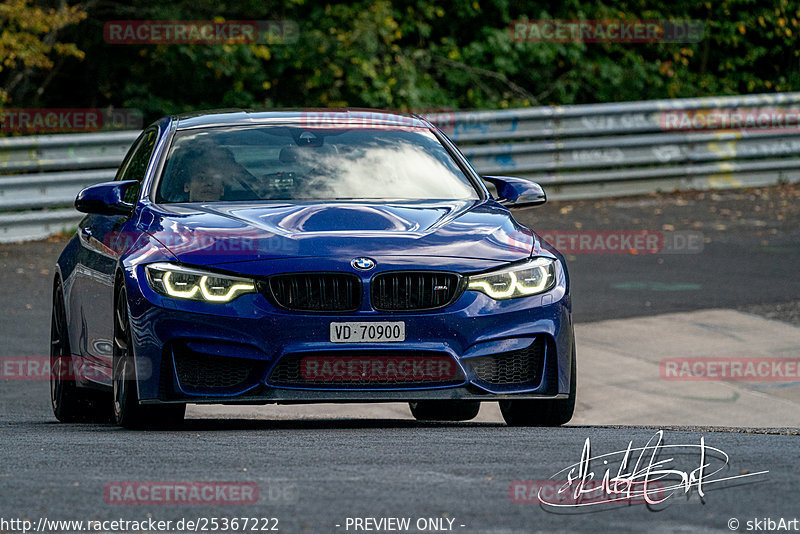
156,125 -> 479,203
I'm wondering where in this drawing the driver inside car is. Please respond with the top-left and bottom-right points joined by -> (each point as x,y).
183,165 -> 226,202
174,145 -> 259,202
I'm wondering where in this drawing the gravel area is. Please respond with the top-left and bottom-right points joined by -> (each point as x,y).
739,300 -> 800,327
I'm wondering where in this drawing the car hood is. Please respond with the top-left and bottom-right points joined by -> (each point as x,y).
139,200 -> 536,266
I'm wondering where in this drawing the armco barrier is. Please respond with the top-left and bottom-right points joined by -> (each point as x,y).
2,92 -> 800,242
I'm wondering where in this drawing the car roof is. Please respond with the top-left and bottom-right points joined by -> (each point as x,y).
171,109 -> 434,130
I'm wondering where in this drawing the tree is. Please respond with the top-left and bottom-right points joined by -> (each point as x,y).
0,0 -> 87,106
7,0 -> 800,120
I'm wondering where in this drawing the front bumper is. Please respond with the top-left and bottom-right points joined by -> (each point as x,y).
125,260 -> 574,403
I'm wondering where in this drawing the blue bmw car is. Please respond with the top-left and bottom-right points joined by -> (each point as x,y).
51,109 -> 575,428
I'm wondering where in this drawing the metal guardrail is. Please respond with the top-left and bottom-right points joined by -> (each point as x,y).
2,92 -> 800,242
0,130 -> 138,241
430,92 -> 800,199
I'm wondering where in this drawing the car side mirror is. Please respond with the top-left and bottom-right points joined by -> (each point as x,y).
75,180 -> 139,216
482,176 -> 546,208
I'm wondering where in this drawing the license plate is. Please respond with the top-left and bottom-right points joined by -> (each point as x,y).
330,321 -> 405,343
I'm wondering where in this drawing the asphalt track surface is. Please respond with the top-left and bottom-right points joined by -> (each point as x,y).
1,185 -> 799,533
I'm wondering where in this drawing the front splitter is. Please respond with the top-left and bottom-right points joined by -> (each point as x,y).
141,386 -> 568,405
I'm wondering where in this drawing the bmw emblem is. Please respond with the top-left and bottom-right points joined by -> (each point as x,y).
351,257 -> 376,271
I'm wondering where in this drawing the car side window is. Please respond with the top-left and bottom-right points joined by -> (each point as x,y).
118,129 -> 158,184
114,129 -> 158,205
114,134 -> 144,181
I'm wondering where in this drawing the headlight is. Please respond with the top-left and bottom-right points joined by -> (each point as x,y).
467,257 -> 556,300
145,263 -> 256,303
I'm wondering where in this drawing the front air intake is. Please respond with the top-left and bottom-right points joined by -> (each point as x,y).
466,337 -> 546,387
267,272 -> 361,312
371,271 -> 461,311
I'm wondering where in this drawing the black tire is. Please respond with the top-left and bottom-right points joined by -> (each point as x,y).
113,284 -> 185,429
51,281 -> 111,423
499,343 -> 577,427
409,400 -> 480,421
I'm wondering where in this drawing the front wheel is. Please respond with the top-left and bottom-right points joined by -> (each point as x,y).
499,344 -> 576,427
409,401 -> 480,421
113,285 -> 185,429
51,281 -> 111,423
